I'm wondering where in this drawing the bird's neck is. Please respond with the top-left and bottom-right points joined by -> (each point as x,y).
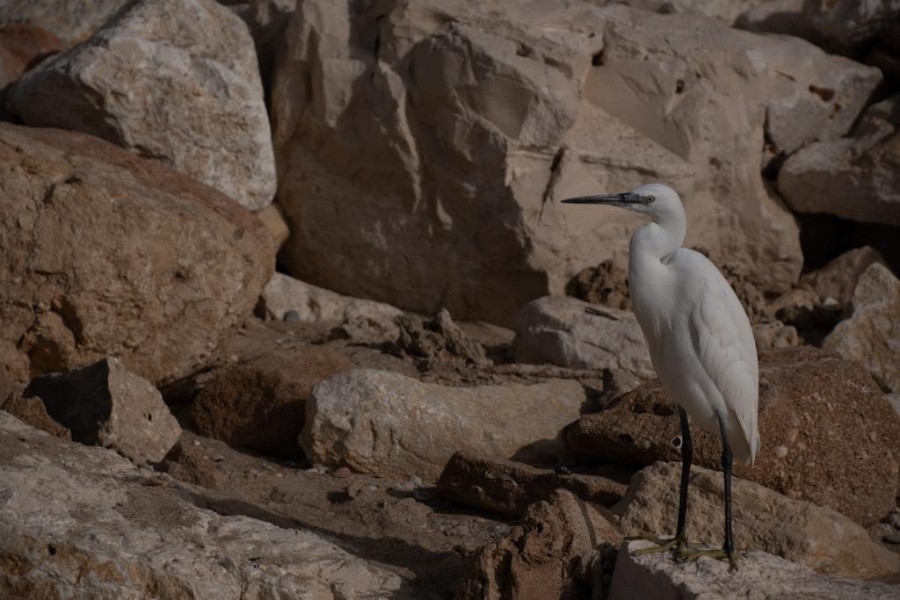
629,218 -> 686,264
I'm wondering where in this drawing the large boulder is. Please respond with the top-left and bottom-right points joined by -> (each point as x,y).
564,346 -> 900,526
0,0 -> 129,47
0,123 -> 274,384
613,462 -> 900,580
271,1 -> 881,325
302,369 -> 588,480
7,0 -> 276,210
824,263 -> 900,393
0,411 -> 410,599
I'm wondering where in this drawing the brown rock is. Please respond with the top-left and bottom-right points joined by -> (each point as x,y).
565,259 -> 631,310
801,246 -> 887,307
393,309 -> 489,367
436,451 -> 628,517
0,25 -> 62,87
191,346 -> 352,459
0,123 -> 274,384
23,357 -> 181,464
458,489 -> 622,600
564,346 -> 900,525
0,391 -> 69,439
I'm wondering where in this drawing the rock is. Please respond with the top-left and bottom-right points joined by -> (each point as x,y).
613,462 -> 900,580
513,296 -> 653,378
459,489 -> 622,600
564,346 -> 900,526
226,0 -> 295,88
260,272 -> 403,343
302,369 -> 588,480
392,309 -> 490,366
564,259 -> 631,310
7,0 -> 276,210
0,25 -> 63,87
609,539 -> 900,600
0,412 -> 410,599
0,391 -> 70,439
0,124 -> 274,384
890,394 -> 900,418
802,246 -> 887,307
255,203 -> 291,250
803,0 -> 900,53
735,0 -> 813,39
0,0 -> 129,47
190,346 -> 351,459
268,2 -> 889,325
751,321 -> 799,349
778,94 -> 900,227
23,357 -> 181,464
436,451 -> 628,517
824,263 -> 900,393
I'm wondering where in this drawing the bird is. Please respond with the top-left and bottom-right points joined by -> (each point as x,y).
562,183 -> 759,568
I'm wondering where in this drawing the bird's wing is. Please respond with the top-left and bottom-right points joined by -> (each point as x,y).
686,259 -> 760,464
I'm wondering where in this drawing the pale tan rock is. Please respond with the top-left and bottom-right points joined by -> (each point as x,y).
302,369 -> 587,480
751,321 -> 799,349
0,412 -> 409,599
512,296 -> 653,378
735,0 -> 811,39
255,203 -> 290,250
0,123 -> 274,384
621,0 -> 770,24
610,539 -> 900,600
8,0 -> 276,210
24,357 -> 181,464
802,246 -> 887,307
613,462 -> 900,580
824,263 -> 900,393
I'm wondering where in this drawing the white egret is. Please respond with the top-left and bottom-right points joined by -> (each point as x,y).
562,183 -> 759,568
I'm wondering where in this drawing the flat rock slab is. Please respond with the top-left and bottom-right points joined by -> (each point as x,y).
302,369 -> 588,480
0,412 -> 410,599
564,346 -> 900,526
609,540 -> 900,600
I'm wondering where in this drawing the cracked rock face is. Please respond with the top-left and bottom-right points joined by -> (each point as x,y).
0,123 -> 274,384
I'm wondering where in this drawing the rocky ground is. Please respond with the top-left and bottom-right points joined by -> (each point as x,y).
1,0 -> 900,599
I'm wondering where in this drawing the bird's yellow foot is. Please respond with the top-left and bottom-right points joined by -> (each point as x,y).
675,547 -> 739,571
631,536 -> 693,556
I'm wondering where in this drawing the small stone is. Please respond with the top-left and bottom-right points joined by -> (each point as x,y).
333,466 -> 352,478
776,445 -> 789,458
283,310 -> 301,323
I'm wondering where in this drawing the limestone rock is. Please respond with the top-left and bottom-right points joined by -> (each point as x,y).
226,0 -> 295,88
564,346 -> 900,526
191,346 -> 351,459
459,489 -> 622,600
393,309 -> 490,366
613,462 -> 900,580
0,0 -> 129,47
735,0 -> 812,39
302,369 -> 588,480
802,246 -> 887,307
751,321 -> 799,349
824,263 -> 900,393
436,451 -> 627,517
0,25 -> 62,87
8,0 -> 276,210
0,123 -> 274,384
803,0 -> 900,52
620,0 -> 770,24
609,539 -> 900,600
268,1 -> 889,324
255,203 -> 290,251
24,357 -> 181,464
260,272 -> 403,343
565,259 -> 631,311
0,412 -> 409,599
0,391 -> 70,439
513,296 -> 653,378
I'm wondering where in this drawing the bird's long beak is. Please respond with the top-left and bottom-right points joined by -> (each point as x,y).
561,192 -> 648,205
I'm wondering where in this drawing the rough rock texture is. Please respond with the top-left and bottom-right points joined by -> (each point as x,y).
609,540 -> 900,600
436,451 -> 628,517
0,392 -> 70,439
564,346 -> 900,526
302,369 -> 588,480
0,412 -> 410,599
261,272 -> 403,343
8,0 -> 276,210
0,0 -> 129,47
779,93 -> 900,226
190,345 -> 352,459
751,321 -> 799,349
0,124 -> 274,384
271,1 -> 882,325
803,0 -> 900,53
459,489 -> 622,600
735,0 -> 813,39
824,263 -> 900,393
0,25 -> 63,87
24,358 -> 181,464
255,203 -> 290,250
513,296 -> 653,377
622,0 -> 770,24
565,259 -> 631,310
393,310 -> 490,367
613,462 -> 900,580
802,246 -> 887,307
227,0 -> 295,88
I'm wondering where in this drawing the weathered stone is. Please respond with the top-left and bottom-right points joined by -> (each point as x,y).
393,309 -> 490,366
0,0 -> 129,47
824,263 -> 900,393
613,462 -> 900,580
24,357 -> 181,464
620,0 -> 770,24
0,392 -> 70,439
255,203 -> 290,250
302,369 -> 587,480
0,124 -> 273,384
735,0 -> 813,39
803,0 -> 900,53
436,451 -> 627,517
269,1 -> 889,324
802,246 -> 887,307
226,0 -> 295,88
565,259 -> 631,310
0,412 -> 410,599
513,296 -> 653,378
0,25 -> 62,87
8,0 -> 275,210
564,346 -> 900,526
609,539 -> 900,600
751,321 -> 799,349
260,272 -> 403,343
459,489 -> 622,600
191,346 -> 351,459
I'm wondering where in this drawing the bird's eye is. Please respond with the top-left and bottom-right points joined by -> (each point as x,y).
646,195 -> 655,204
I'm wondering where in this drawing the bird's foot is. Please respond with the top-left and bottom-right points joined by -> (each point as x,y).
675,546 -> 739,572
630,536 -> 696,556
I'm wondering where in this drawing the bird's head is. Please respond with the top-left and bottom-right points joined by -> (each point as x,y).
561,183 -> 683,223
